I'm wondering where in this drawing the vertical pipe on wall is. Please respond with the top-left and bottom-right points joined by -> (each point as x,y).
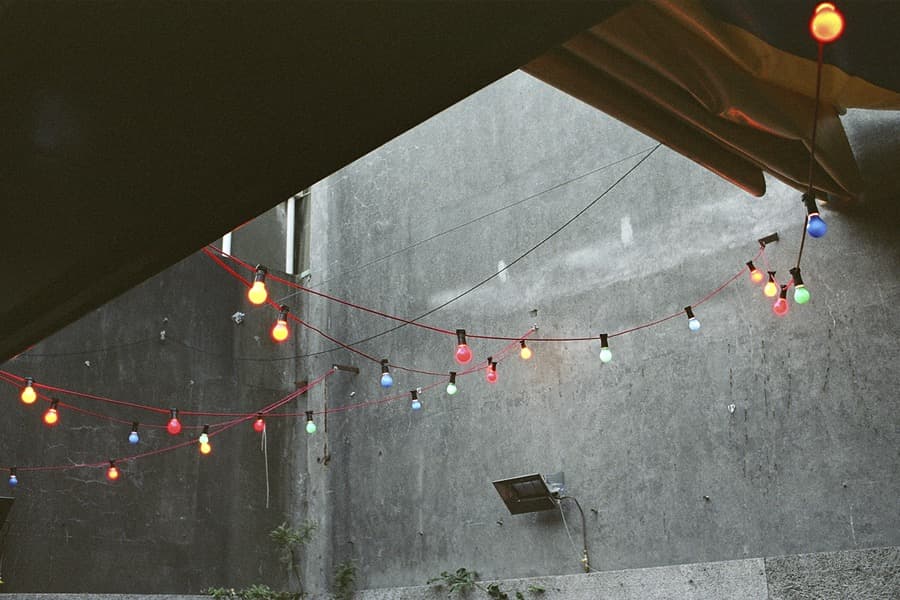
286,196 -> 296,274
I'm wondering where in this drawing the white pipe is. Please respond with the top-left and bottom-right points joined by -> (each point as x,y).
222,232 -> 232,255
285,196 -> 296,274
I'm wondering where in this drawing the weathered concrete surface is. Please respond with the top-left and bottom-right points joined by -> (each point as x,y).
304,71 -> 900,593
5,547 -> 897,599
766,546 -> 900,600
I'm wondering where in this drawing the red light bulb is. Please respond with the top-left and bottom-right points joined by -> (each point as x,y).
167,409 -> 182,435
106,462 -> 120,481
253,417 -> 266,432
454,329 -> 473,365
773,287 -> 790,316
810,2 -> 844,43
485,359 -> 498,384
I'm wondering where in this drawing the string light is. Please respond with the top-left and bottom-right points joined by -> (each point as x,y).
21,376 -> 37,404
446,372 -> 458,395
167,409 -> 182,435
803,193 -> 828,238
198,425 -> 210,445
253,415 -> 266,432
410,390 -> 421,411
746,261 -> 764,284
773,285 -> 790,316
790,267 -> 810,304
763,272 -> 779,297
380,359 -> 394,388
454,329 -> 473,365
128,422 -> 140,444
43,400 -> 60,426
684,307 -> 701,332
599,333 -> 612,363
199,441 -> 212,455
519,340 -> 532,360
8,468 -> 17,487
485,358 -> 498,384
271,305 -> 290,342
106,461 -> 120,481
305,411 -> 317,434
248,265 -> 269,305
810,2 -> 844,43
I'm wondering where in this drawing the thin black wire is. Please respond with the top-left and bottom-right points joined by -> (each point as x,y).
276,146 -> 658,302
298,144 -> 661,358
797,41 -> 824,270
11,336 -> 159,359
559,496 -> 590,572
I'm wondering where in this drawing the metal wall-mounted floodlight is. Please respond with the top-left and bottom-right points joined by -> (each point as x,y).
492,472 -> 565,515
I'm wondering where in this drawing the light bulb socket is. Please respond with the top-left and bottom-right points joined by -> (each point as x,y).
448,371 -> 457,384
9,467 -> 16,478
684,306 -> 695,320
253,265 -> 268,282
599,333 -> 609,349
789,267 -> 804,287
746,261 -> 759,273
24,376 -> 34,388
410,389 -> 418,401
767,271 -> 776,282
519,340 -> 527,350
109,460 -> 116,469
486,356 -> 493,367
49,399 -> 59,410
201,425 -> 210,435
170,408 -> 178,420
490,361 -> 497,372
277,305 -> 290,320
381,359 -> 390,374
305,410 -> 314,422
779,285 -> 788,299
802,192 -> 819,216
456,329 -> 467,345
131,421 -> 139,433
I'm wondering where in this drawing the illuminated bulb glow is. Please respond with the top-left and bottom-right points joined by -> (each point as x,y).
198,425 -> 210,445
199,442 -> 212,455
21,377 -> 37,404
446,372 -> 458,396
454,329 -> 473,365
685,306 -> 701,332
747,261 -> 764,284
599,333 -> 612,363
9,469 -> 17,487
763,272 -> 778,298
410,390 -> 421,411
810,2 -> 844,43
248,265 -> 269,305
253,416 -> 266,432
519,341 -> 532,360
305,411 -> 317,434
773,287 -> 790,316
167,409 -> 182,435
485,358 -> 498,384
106,462 -> 119,481
129,422 -> 140,445
271,305 -> 290,342
380,359 -> 394,388
43,401 -> 59,426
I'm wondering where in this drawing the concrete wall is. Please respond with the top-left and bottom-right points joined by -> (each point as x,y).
0,250 -> 307,592
300,72 -> 900,594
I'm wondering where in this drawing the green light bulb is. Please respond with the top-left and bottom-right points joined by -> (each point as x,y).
446,382 -> 458,395
794,285 -> 810,305
306,420 -> 317,434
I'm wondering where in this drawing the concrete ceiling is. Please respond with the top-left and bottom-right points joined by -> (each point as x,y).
2,1 -> 898,363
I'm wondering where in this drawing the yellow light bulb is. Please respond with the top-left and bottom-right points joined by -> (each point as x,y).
200,442 -> 212,455
21,385 -> 37,405
271,319 -> 289,342
248,281 -> 268,305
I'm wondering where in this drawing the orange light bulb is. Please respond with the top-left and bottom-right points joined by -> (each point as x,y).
810,3 -> 844,43
199,442 -> 212,455
107,463 -> 120,481
44,407 -> 59,426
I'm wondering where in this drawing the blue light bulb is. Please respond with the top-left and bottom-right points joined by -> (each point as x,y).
9,474 -> 18,487
128,431 -> 140,444
807,214 -> 827,238
411,399 -> 422,411
688,317 -> 701,332
380,372 -> 394,388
